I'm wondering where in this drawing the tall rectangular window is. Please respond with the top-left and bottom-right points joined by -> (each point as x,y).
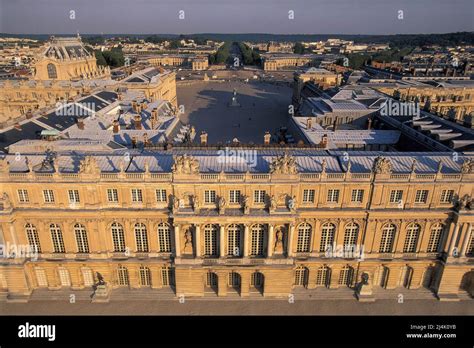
204,190 -> 216,204
415,190 -> 429,204
156,189 -> 167,202
18,189 -> 29,203
327,189 -> 339,203
68,189 -> 80,204
229,190 -> 241,204
131,189 -> 143,202
351,189 -> 364,203
254,190 -> 266,204
107,188 -> 119,203
440,190 -> 454,204
303,189 -> 315,203
43,190 -> 55,203
389,190 -> 403,204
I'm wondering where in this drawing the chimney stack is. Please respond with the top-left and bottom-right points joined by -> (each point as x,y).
143,133 -> 150,146
134,115 -> 142,130
200,131 -> 208,146
26,110 -> 33,119
320,134 -> 328,149
264,131 -> 271,145
131,136 -> 137,148
306,117 -> 312,130
77,117 -> 85,130
131,100 -> 138,112
367,118 -> 372,130
113,120 -> 120,133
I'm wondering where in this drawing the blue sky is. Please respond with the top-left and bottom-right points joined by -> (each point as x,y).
1,0 -> 473,35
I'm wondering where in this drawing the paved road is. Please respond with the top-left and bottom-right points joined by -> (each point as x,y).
2,298 -> 472,315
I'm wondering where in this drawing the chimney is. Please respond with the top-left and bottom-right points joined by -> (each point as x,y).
113,120 -> 120,133
134,115 -> 142,130
333,117 -> 338,131
320,134 -> 328,149
14,122 -> 21,131
131,136 -> 137,148
367,118 -> 372,130
151,108 -> 158,120
131,100 -> 138,112
26,110 -> 33,119
77,117 -> 85,130
306,117 -> 312,130
143,133 -> 150,146
264,131 -> 271,145
141,101 -> 147,110
200,131 -> 208,146
117,92 -> 123,101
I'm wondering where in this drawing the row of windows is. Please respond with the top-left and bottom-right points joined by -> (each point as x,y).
205,271 -> 264,288
25,222 -> 455,257
295,265 -> 418,288
15,188 -> 457,206
26,222 -> 172,254
34,266 -> 175,288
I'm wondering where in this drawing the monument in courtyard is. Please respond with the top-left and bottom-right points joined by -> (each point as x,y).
228,88 -> 241,107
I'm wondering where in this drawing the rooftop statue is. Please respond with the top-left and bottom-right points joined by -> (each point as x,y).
373,156 -> 393,174
269,154 -> 298,175
172,155 -> 200,174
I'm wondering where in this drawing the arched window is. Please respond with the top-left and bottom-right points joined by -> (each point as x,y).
58,267 -> 71,287
111,222 -> 126,252
47,63 -> 57,79
316,266 -> 331,287
227,224 -> 242,257
296,223 -> 312,253
25,223 -> 41,253
206,272 -> 218,289
379,224 -> 396,253
74,224 -> 89,253
161,266 -> 175,286
427,224 -> 443,253
117,265 -> 129,286
251,272 -> 264,289
204,224 -> 218,257
320,223 -> 335,252
35,267 -> 48,287
380,266 -> 390,288
50,224 -> 65,253
134,223 -> 148,252
157,223 -> 171,252
343,223 -> 359,251
294,266 -> 309,287
403,223 -> 420,253
250,224 -> 266,256
338,265 -> 354,287
81,267 -> 94,287
228,272 -> 241,289
139,266 -> 151,286
403,266 -> 414,288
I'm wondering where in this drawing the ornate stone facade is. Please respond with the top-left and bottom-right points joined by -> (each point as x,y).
0,151 -> 473,301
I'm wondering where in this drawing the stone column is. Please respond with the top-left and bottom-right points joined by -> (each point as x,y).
220,225 -> 225,257
267,224 -> 274,258
150,267 -> 162,289
243,224 -> 249,257
217,271 -> 227,297
174,224 -> 181,257
448,223 -> 460,256
195,224 -> 201,257
460,223 -> 472,256
288,224 -> 295,257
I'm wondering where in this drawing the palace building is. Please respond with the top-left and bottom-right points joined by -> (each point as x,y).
33,36 -> 110,81
0,150 -> 473,301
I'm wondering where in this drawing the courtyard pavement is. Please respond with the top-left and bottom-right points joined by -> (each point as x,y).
176,79 -> 296,144
1,297 -> 472,315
